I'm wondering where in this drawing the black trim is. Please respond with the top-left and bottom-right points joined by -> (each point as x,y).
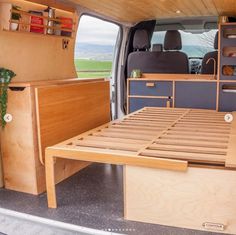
120,20 -> 156,114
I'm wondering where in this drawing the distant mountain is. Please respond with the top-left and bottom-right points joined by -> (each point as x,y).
75,43 -> 115,61
74,43 -> 214,61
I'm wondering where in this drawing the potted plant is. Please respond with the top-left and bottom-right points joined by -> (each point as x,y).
0,68 -> 16,128
11,5 -> 21,31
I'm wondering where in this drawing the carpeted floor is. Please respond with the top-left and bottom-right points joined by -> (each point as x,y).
0,163 -> 228,235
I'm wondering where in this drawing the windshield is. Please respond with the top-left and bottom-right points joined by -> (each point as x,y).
151,30 -> 218,58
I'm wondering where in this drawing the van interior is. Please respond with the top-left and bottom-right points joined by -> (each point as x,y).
0,0 -> 236,234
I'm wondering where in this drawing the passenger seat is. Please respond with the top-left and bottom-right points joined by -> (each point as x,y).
201,32 -> 218,74
127,29 -> 161,77
160,30 -> 189,74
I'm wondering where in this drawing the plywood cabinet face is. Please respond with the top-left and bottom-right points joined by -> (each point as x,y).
35,81 -> 111,164
1,80 -> 110,194
2,87 -> 38,194
125,165 -> 236,234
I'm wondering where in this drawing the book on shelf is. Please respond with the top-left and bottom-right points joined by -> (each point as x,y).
29,11 -> 44,34
59,17 -> 73,37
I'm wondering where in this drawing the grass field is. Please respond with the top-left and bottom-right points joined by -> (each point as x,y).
75,59 -> 112,78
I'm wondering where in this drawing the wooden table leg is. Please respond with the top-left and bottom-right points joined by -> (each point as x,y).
45,153 -> 57,208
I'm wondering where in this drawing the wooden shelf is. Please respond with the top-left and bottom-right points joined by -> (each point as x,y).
223,47 -> 236,57
128,73 -> 217,81
6,7 -> 75,38
9,78 -> 106,88
2,29 -> 73,39
10,19 -> 74,33
11,9 -> 76,25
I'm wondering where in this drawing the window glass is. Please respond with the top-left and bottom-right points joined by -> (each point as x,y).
151,30 -> 218,58
75,15 -> 119,78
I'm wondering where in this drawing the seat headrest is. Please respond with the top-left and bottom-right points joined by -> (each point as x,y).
152,44 -> 163,52
214,31 -> 219,50
164,30 -> 182,50
133,29 -> 150,50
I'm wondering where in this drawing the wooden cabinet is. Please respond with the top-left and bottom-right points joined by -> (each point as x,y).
220,24 -> 236,81
127,76 -> 219,113
1,79 -> 110,195
218,23 -> 236,112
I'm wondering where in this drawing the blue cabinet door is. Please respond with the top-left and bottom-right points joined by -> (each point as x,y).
219,83 -> 236,112
129,81 -> 172,96
175,82 -> 217,110
129,98 -> 172,113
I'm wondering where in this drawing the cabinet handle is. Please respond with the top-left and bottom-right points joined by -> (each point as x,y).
146,82 -> 155,87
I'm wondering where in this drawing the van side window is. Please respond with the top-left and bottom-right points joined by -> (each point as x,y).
151,30 -> 217,58
75,15 -> 119,78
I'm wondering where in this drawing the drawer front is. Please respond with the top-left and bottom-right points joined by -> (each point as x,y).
129,81 -> 172,96
175,82 -> 217,110
129,97 -> 172,113
219,83 -> 236,112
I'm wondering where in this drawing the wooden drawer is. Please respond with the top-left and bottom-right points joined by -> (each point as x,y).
129,81 -> 172,96
219,83 -> 236,112
175,82 -> 217,110
129,97 -> 172,113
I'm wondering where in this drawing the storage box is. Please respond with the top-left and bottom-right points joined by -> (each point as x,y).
124,165 -> 236,234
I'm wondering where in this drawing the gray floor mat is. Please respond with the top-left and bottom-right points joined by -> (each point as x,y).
0,164 -> 228,235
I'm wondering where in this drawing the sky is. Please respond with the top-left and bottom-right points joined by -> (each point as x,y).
76,15 -> 119,45
152,30 -> 217,46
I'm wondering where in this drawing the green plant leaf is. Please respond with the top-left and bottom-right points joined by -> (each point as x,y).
0,68 -> 16,128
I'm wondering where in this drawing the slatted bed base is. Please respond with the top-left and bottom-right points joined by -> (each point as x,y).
45,107 -> 236,233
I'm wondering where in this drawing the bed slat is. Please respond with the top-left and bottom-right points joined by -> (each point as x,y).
46,107 -> 236,170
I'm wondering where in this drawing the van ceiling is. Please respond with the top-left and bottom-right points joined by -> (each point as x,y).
155,16 -> 218,32
60,0 -> 236,23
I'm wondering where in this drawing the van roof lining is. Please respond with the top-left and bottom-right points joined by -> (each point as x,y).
155,16 -> 218,32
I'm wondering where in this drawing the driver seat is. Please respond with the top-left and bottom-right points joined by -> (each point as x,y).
201,32 -> 219,74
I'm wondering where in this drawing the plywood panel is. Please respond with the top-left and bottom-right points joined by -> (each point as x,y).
35,80 -> 110,164
1,87 -> 38,194
125,165 -> 236,234
0,0 -> 77,82
67,0 -> 236,23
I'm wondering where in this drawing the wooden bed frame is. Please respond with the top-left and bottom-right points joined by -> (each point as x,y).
45,107 -> 236,233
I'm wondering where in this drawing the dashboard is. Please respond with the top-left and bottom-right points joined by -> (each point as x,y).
189,57 -> 203,74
